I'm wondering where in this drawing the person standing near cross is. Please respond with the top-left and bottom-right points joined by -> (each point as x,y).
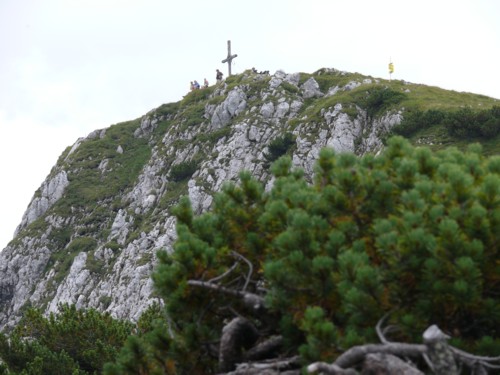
216,69 -> 223,83
221,40 -> 237,77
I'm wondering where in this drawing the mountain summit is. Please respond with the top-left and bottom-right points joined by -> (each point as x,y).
0,67 -> 498,331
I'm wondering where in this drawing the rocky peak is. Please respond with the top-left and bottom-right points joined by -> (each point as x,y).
0,67 -> 408,331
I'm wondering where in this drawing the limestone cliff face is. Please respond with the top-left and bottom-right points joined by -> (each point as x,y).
0,68 -> 402,331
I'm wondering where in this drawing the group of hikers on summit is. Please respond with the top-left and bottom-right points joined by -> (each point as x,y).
189,79 -> 207,91
190,69 -> 224,91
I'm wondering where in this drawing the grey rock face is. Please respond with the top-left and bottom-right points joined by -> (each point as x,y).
15,171 -> 69,234
0,68 -> 402,331
260,102 -> 275,118
301,77 -> 323,98
0,240 -> 52,330
284,72 -> 300,86
275,101 -> 290,118
211,87 -> 247,129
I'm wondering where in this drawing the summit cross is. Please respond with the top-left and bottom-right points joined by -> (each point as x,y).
221,40 -> 238,76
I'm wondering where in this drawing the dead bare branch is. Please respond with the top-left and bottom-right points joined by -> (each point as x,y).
375,312 -> 391,344
231,251 -> 253,292
219,317 -> 259,372
243,335 -> 283,361
213,310 -> 499,375
450,346 -> 500,363
188,279 -> 241,297
422,325 -> 458,375
221,356 -> 301,375
209,262 -> 239,283
363,353 -> 423,374
306,362 -> 358,375
333,342 -> 427,369
187,280 -> 265,312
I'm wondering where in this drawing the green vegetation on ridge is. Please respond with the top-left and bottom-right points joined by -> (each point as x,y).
59,119 -> 150,209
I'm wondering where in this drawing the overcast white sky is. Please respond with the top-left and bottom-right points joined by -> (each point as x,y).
1,0 -> 499,250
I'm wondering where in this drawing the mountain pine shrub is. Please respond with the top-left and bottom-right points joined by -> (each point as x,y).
264,132 -> 296,163
168,160 -> 199,182
361,87 -> 406,119
0,304 -> 133,374
443,105 -> 500,138
109,136 -> 500,373
391,108 -> 447,136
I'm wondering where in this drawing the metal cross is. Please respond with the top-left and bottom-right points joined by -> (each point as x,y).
221,40 -> 238,76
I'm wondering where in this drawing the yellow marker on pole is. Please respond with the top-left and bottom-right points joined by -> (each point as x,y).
388,61 -> 394,81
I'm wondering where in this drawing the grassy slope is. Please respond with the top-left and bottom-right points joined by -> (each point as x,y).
301,68 -> 500,154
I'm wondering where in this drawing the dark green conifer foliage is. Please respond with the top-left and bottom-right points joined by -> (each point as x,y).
264,132 -> 296,163
0,333 -> 80,375
103,303 -> 177,375
392,105 -> 500,138
0,304 -> 133,374
116,137 -> 500,373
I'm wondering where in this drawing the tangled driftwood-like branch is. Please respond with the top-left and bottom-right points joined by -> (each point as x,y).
208,262 -> 239,283
218,317 -> 260,372
189,265 -> 500,375
187,280 -> 265,313
244,335 -> 283,362
189,251 -> 265,314
189,261 -> 288,374
422,324 -> 458,374
220,356 -> 301,375
230,251 -> 253,292
217,317 -> 288,373
332,342 -> 427,369
307,319 -> 500,374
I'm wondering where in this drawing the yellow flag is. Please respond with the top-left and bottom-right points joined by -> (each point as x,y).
389,62 -> 394,74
